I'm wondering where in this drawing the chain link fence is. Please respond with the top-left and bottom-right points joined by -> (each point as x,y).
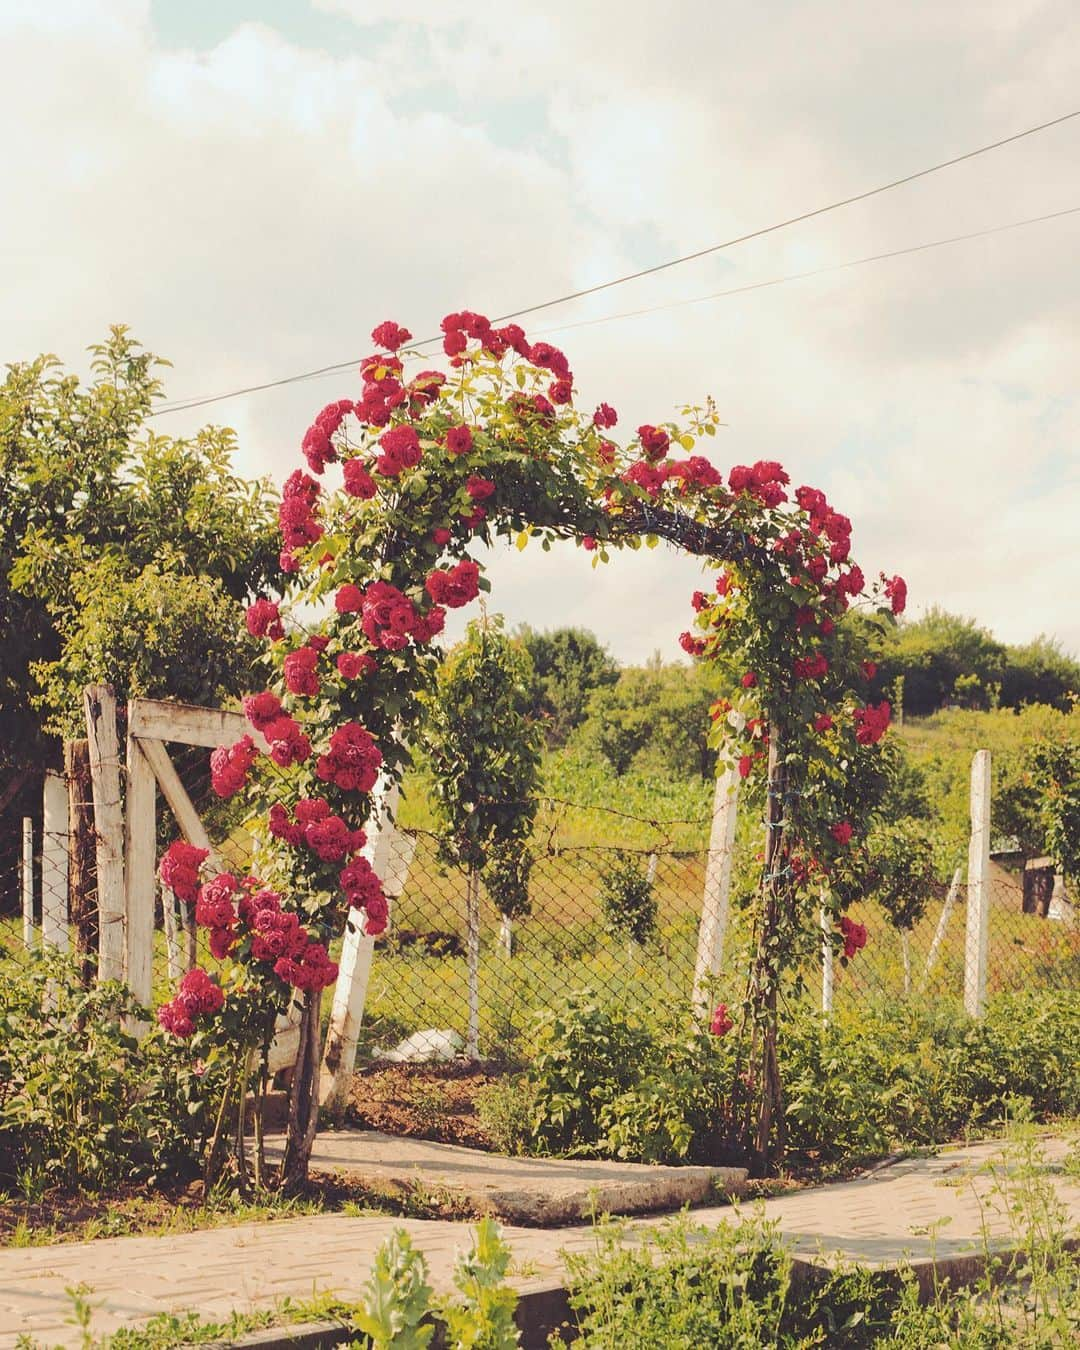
5,776 -> 1079,1062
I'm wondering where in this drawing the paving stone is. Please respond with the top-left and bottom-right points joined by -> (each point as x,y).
2,1134 -> 1077,1348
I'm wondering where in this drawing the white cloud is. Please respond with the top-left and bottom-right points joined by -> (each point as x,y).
3,0 -> 1079,661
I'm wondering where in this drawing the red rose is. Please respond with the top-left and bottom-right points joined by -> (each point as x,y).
741,672 -> 757,688
446,424 -> 473,456
371,320 -> 412,351
637,424 -> 670,461
813,714 -> 833,733
283,646 -> 320,697
432,527 -> 453,545
830,820 -> 853,845
343,459 -> 377,499
376,425 -> 422,477
337,651 -> 376,680
335,584 -> 364,614
884,575 -> 907,614
709,1004 -> 733,1036
593,403 -> 618,429
246,598 -> 284,641
466,476 -> 495,501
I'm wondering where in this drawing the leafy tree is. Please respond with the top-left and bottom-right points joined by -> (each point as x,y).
0,327 -> 280,770
517,625 -> 619,745
423,613 -> 542,1054
424,614 -> 543,915
575,655 -> 724,779
1000,637 -> 1080,712
872,607 -> 1006,716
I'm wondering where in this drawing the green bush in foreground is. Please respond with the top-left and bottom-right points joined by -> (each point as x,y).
0,951 -> 218,1195
478,988 -> 1080,1168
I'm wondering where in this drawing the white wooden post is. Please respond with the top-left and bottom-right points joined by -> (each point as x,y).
21,817 -> 34,948
84,685 -> 126,985
124,735 -> 157,1009
964,750 -> 992,1018
162,882 -> 183,983
466,869 -> 481,1060
921,865 -> 962,990
692,766 -> 740,1012
320,777 -> 400,1112
41,773 -> 69,952
820,906 -> 834,1014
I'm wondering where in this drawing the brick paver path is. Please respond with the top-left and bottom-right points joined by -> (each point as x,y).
3,1134 -> 1077,1348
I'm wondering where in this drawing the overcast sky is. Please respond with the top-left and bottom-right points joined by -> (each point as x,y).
4,0 -> 1079,663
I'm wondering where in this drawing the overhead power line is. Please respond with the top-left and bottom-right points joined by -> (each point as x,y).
537,204 -> 1080,338
151,106 -> 1080,418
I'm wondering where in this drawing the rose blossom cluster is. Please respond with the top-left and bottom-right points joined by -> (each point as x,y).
335,580 -> 445,649
425,559 -> 480,609
158,968 -> 224,1038
853,701 -> 891,746
268,798 -> 367,864
210,735 -> 258,799
159,840 -> 210,904
243,690 -> 311,767
316,721 -> 383,793
339,854 -> 389,935
840,914 -> 868,959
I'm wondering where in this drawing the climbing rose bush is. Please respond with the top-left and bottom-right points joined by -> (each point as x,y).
154,307 -> 903,1174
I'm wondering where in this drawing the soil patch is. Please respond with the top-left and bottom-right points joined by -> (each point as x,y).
347,1060 -> 503,1150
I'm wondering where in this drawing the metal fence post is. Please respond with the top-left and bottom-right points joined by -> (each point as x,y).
964,749 -> 992,1018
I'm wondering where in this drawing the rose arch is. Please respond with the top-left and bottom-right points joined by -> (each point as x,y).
156,311 -> 905,1186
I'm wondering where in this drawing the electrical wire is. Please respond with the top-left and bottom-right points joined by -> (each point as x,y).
150,106 -> 1080,418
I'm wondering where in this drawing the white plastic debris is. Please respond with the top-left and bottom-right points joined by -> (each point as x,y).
377,1028 -> 466,1063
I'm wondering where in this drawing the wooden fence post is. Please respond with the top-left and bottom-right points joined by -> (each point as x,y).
84,685 -> 126,986
65,739 -> 97,983
320,777 -> 400,1113
964,750 -> 992,1018
692,765 -> 740,1013
21,817 -> 34,948
123,734 -> 157,1009
41,773 -> 69,952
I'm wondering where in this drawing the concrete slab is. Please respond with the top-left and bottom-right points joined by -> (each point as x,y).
266,1128 -> 749,1225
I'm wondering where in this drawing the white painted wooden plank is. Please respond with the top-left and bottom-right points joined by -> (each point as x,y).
124,735 -> 157,1009
136,736 -> 217,861
84,685 -> 126,985
41,772 -> 69,952
320,777 -> 400,1111
964,750 -> 992,1018
162,883 -> 182,984
692,765 -> 740,1012
128,697 -> 247,749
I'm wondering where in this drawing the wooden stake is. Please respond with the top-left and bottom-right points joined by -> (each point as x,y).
65,738 -> 97,983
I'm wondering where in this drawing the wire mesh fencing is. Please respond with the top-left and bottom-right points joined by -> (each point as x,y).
5,779 -> 1079,1063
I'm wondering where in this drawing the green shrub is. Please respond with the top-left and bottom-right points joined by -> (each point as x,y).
514,988 -> 1080,1168
0,951 -> 216,1193
597,857 -> 657,946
